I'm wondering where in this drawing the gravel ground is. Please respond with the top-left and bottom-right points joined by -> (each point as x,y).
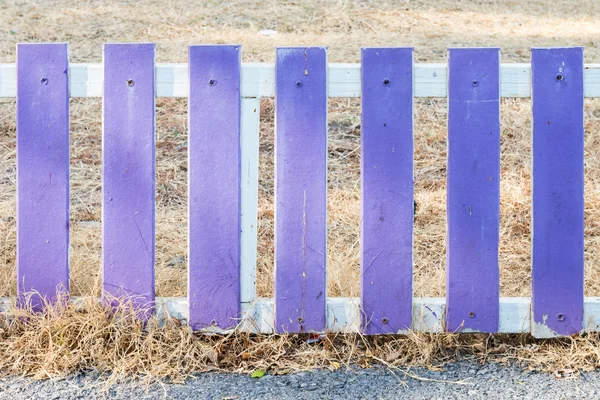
0,360 -> 597,399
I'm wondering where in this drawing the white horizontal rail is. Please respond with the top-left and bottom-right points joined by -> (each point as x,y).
2,296 -> 600,336
2,63 -> 600,98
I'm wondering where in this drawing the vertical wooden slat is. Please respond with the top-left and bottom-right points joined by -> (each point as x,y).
275,47 -> 328,333
102,44 -> 156,316
360,48 -> 414,334
16,43 -> 70,308
446,48 -> 500,332
531,47 -> 584,337
188,45 -> 241,330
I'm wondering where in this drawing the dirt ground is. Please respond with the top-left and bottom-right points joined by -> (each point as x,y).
1,0 -> 600,299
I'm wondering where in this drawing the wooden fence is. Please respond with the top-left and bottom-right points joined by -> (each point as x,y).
1,43 -> 598,338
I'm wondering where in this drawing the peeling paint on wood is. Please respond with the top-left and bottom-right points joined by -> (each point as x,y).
531,47 -> 584,338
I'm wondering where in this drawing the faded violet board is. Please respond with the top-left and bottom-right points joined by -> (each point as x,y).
102,44 -> 156,315
188,45 -> 241,330
275,47 -> 328,333
16,43 -> 69,308
360,48 -> 414,334
446,48 -> 500,332
532,47 -> 584,337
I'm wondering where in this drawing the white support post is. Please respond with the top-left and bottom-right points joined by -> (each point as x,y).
240,97 -> 260,305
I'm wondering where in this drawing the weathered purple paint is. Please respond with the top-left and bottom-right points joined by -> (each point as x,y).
16,43 -> 70,309
446,48 -> 500,333
360,48 -> 414,334
188,45 -> 241,330
532,47 -> 584,336
102,44 -> 155,316
274,47 -> 327,333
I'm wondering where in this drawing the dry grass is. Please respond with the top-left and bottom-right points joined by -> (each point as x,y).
2,297 -> 600,381
1,0 -> 600,379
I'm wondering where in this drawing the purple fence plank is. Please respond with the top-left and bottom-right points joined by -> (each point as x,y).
275,47 -> 327,333
531,47 -> 584,337
360,48 -> 414,334
102,44 -> 156,316
188,45 -> 241,330
16,43 -> 69,308
446,48 -> 500,333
